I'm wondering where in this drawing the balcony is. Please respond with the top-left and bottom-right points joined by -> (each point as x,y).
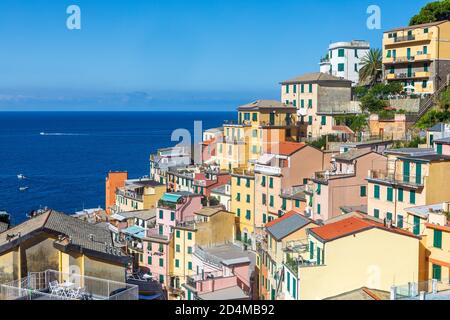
116,189 -> 143,201
367,170 -> 425,188
385,32 -> 432,45
385,72 -> 430,80
0,270 -> 138,300
313,170 -> 354,183
254,164 -> 281,176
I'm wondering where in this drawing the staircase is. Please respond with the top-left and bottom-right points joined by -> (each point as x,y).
414,81 -> 449,123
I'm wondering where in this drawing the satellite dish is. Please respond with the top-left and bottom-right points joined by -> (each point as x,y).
297,109 -> 307,117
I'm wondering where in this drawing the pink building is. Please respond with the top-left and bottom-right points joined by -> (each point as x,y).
434,137 -> 450,155
182,243 -> 254,300
307,149 -> 387,221
145,192 -> 202,286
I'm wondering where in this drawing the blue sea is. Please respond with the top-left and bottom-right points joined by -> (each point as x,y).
0,112 -> 233,224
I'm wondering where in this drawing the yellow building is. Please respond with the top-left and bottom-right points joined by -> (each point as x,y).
367,148 -> 450,236
0,210 -> 129,284
169,207 -> 236,299
217,100 -> 299,171
259,211 -> 317,300
404,202 -> 450,282
383,20 -> 450,94
230,168 -> 256,245
282,213 -> 420,300
115,178 -> 166,213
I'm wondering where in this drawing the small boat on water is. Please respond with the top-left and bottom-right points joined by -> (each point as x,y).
19,186 -> 29,192
17,174 -> 26,180
40,132 -> 45,135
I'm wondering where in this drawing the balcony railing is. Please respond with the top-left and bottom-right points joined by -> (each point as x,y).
117,189 -> 143,201
254,164 -> 281,176
368,170 -> 425,187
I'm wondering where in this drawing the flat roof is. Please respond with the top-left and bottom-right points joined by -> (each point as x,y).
384,20 -> 449,33
197,285 -> 249,300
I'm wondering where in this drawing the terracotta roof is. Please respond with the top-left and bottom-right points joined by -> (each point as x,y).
201,138 -> 216,146
266,142 -> 307,156
309,216 -> 418,242
280,72 -> 352,85
385,20 -> 449,33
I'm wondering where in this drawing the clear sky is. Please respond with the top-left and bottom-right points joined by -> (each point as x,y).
0,0 -> 430,111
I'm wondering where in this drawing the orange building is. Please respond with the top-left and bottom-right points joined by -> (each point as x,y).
105,171 -> 128,214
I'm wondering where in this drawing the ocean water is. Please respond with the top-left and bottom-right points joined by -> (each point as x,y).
0,112 -> 233,224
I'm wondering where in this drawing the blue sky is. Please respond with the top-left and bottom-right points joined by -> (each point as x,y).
0,0 -> 430,111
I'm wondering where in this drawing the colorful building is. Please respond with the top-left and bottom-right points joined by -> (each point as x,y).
258,211 -> 317,300
404,202 -> 450,282
367,148 -> 450,231
282,213 -> 420,300
114,178 -> 166,214
307,149 -> 387,221
254,142 -> 324,228
105,171 -> 128,214
217,100 -> 299,171
382,20 -> 450,94
280,72 -> 358,138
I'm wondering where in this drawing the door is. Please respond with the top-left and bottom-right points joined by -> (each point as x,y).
271,288 -> 276,300
413,216 -> 420,235
407,48 -> 411,59
415,162 -> 422,185
407,64 -> 413,78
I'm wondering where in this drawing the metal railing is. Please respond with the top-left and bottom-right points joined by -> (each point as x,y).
394,278 -> 450,300
368,170 -> 425,186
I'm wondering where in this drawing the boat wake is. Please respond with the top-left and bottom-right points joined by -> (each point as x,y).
39,132 -> 88,136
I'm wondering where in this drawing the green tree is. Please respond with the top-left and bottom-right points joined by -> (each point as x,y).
360,93 -> 386,113
416,109 -> 450,129
440,89 -> 450,110
409,0 -> 450,26
359,48 -> 382,87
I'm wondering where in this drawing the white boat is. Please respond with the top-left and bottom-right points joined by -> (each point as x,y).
17,174 -> 26,180
19,186 -> 29,192
40,132 -> 45,135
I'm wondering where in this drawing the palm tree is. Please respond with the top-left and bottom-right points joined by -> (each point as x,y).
359,48 -> 382,87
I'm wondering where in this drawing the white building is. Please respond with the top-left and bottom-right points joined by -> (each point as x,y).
319,40 -> 370,86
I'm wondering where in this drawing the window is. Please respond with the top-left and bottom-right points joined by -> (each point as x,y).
387,187 -> 393,202
360,186 -> 367,197
433,230 -> 442,249
410,190 -> 416,204
252,113 -> 258,121
354,63 -> 358,72
262,193 -> 267,205
187,232 -> 192,240
423,46 -> 428,54
432,264 -> 442,281
252,145 -> 257,154
148,256 -> 152,265
159,258 -> 164,267
386,50 -> 391,58
236,192 -> 241,201
413,216 -> 420,235
295,199 -> 300,208
269,177 -> 274,188
424,63 -> 429,72
176,230 -> 180,238
269,195 -> 274,207
158,225 -> 163,235
424,28 -> 428,34
317,247 -> 321,264
316,183 -> 321,195
338,48 -> 344,57
246,194 -> 250,203
308,116 -> 313,125
309,241 -> 314,259
237,177 -> 241,186
263,213 -> 267,224
285,85 -> 289,94
159,275 -> 164,284
300,99 -> 304,108
245,210 -> 251,220
187,246 -> 192,254
354,49 -> 358,58
398,188 -> 404,202
321,116 -> 326,126
308,84 -> 313,93
282,198 -> 287,210
236,208 -> 241,217
317,203 -> 321,214
175,259 -> 179,268
397,215 -> 404,228
246,178 -> 251,188
188,262 -> 193,270
287,272 -> 290,291
159,210 -> 164,219
374,209 -> 380,219
261,176 -> 266,187
252,129 -> 257,138
374,185 -> 380,199
301,84 -> 304,93
170,211 -> 175,221
308,99 -> 313,108
293,84 -> 297,94
422,80 -> 428,88
176,244 -> 180,252
338,63 -> 345,72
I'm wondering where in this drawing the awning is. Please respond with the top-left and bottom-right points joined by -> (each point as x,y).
160,193 -> 182,203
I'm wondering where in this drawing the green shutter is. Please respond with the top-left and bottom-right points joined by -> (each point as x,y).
410,190 -> 416,204
432,264 -> 442,281
374,185 -> 380,199
403,160 -> 410,183
309,241 -> 314,259
437,144 -> 443,155
360,186 -> 367,197
413,216 -> 420,235
269,177 -> 273,188
321,116 -> 326,126
374,209 -> 379,219
386,212 -> 392,221
415,162 -> 422,185
387,187 -> 393,202
262,176 -> 266,187
433,230 -> 442,248
398,188 -> 404,202
397,215 -> 404,228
